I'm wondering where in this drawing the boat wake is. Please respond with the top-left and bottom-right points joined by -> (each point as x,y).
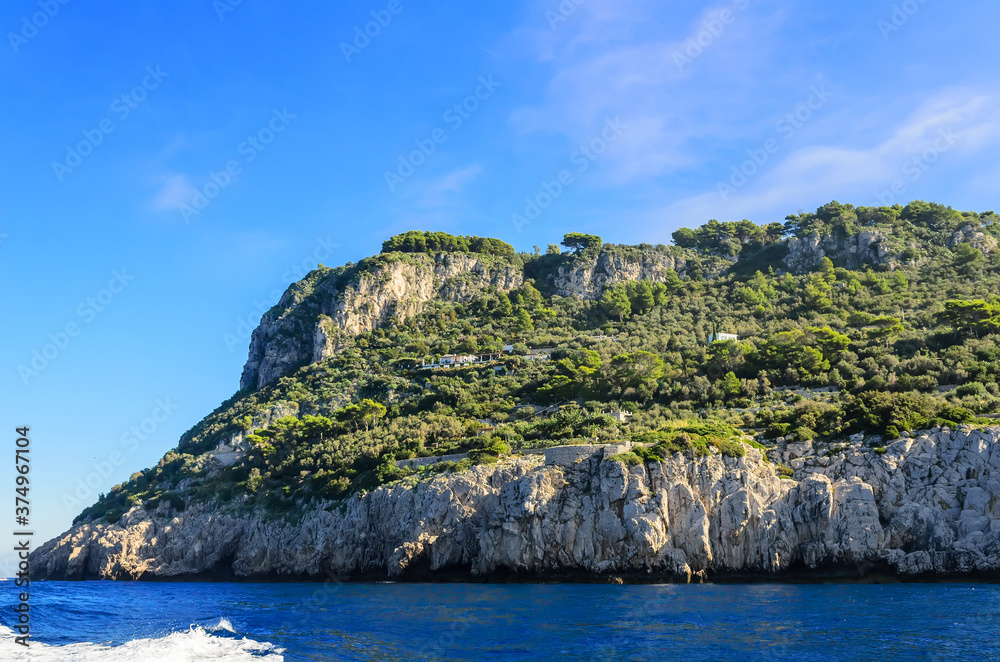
0,619 -> 284,660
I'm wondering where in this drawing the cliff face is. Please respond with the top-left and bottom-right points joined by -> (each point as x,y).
549,250 -> 689,299
784,230 -> 896,274
240,253 -> 523,390
239,246 -> 707,391
31,426 -> 1000,582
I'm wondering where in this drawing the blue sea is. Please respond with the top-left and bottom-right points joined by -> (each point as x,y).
1,580 -> 998,660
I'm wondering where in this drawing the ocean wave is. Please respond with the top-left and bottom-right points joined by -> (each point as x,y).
0,622 -> 284,661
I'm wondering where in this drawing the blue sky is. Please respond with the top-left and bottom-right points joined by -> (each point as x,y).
2,0 -> 999,569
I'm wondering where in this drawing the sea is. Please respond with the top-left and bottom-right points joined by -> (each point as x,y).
0,580 -> 997,661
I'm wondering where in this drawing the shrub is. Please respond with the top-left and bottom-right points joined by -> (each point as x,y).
956,382 -> 988,398
793,426 -> 817,442
468,439 -> 510,465
608,452 -> 643,466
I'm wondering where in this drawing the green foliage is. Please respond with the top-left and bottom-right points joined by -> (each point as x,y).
468,439 -> 510,465
671,218 -> 784,257
561,232 -> 603,257
632,422 -> 746,459
608,451 -> 643,466
601,284 -> 631,322
382,231 -> 514,256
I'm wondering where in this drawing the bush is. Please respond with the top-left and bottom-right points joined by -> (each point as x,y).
793,426 -> 817,442
956,382 -> 988,398
469,439 -> 511,465
104,508 -> 124,524
607,452 -> 643,466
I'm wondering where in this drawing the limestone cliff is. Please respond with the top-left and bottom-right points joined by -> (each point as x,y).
784,230 -> 897,274
240,253 -> 523,390
31,426 -> 1000,582
238,246 -> 713,391
549,249 -> 690,300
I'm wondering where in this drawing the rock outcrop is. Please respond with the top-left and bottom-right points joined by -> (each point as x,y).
784,230 -> 895,274
32,426 -> 1000,582
240,253 -> 523,390
949,225 -> 998,256
549,250 -> 688,300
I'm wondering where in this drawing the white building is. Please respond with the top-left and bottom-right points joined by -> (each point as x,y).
606,411 -> 633,424
708,333 -> 739,344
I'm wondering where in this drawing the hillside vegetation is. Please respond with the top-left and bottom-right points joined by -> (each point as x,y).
75,201 -> 1000,525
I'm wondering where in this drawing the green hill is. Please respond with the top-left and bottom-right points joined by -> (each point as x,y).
75,200 -> 1000,525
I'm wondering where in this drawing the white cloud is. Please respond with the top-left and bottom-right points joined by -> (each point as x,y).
151,174 -> 197,211
423,164 -> 483,196
657,90 -> 1000,227
509,1 -> 786,183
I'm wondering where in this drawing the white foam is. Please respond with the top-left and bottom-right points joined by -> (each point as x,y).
205,618 -> 236,634
0,623 -> 284,661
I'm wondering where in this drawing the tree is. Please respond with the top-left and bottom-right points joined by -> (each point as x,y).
244,468 -> 264,494
561,232 -> 603,256
953,243 -> 985,274
495,292 -> 513,318
938,299 -> 1000,338
672,227 -> 698,248
629,280 -> 655,315
607,351 -> 664,393
866,317 -> 904,348
818,257 -> 836,284
601,284 -> 631,322
516,309 -> 534,332
519,282 -> 543,309
718,371 -> 742,397
707,340 -> 745,378
807,326 -> 851,361
454,337 -> 479,354
545,244 -> 562,255
804,273 -> 832,311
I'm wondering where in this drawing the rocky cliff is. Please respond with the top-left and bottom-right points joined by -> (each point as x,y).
240,253 -> 523,390
239,246 -> 709,391
31,426 -> 1000,582
784,230 -> 897,274
549,249 -> 690,300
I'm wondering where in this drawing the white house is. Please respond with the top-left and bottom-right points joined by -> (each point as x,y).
709,333 -> 739,344
606,410 -> 633,424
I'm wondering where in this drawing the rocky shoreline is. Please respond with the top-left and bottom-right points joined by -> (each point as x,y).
31,426 -> 1000,583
